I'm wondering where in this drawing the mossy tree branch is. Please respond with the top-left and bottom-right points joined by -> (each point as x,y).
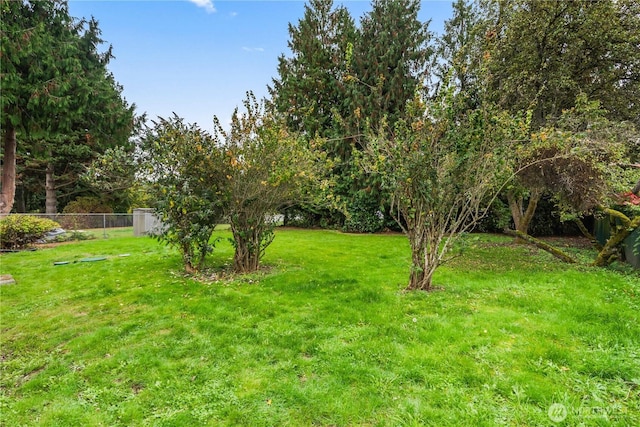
592,213 -> 640,267
602,208 -> 631,227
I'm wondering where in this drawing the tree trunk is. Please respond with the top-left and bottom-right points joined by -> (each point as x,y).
14,183 -> 26,213
0,126 -> 17,215
181,241 -> 204,274
507,188 -> 542,239
45,161 -> 57,215
233,235 -> 261,273
184,261 -> 197,274
231,218 -> 261,273
406,230 -> 438,291
593,211 -> 639,267
407,266 -> 436,291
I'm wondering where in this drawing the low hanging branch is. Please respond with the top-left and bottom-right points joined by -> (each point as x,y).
503,229 -> 579,264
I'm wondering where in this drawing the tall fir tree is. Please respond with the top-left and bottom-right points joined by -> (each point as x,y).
271,0 -> 434,231
342,0 -> 433,231
350,0 -> 432,133
270,0 -> 356,145
1,0 -> 135,213
270,0 -> 358,227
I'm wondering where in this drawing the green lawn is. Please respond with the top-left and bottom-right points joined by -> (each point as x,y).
1,228 -> 638,426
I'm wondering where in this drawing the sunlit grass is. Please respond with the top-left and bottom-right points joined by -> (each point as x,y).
1,228 -> 638,426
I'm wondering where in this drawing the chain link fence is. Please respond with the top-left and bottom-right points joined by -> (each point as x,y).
15,213 -> 134,238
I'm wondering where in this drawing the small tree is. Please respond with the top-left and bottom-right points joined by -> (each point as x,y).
139,115 -> 228,273
213,93 -> 318,273
363,89 -> 527,290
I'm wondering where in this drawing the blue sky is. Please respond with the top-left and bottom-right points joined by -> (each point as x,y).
68,1 -> 453,132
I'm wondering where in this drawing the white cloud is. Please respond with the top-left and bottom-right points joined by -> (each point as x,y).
188,0 -> 216,14
229,11 -> 238,17
242,47 -> 265,52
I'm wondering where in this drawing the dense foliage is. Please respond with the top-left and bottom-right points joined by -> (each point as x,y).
516,97 -> 637,219
480,0 -> 640,234
271,0 -> 432,231
0,214 -> 60,249
0,0 -> 136,214
138,116 -> 229,273
213,93 -> 320,273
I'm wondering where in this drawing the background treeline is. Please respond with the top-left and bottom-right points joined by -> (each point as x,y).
1,0 -> 138,216
3,0 -> 639,235
2,0 -> 639,283
271,0 -> 640,235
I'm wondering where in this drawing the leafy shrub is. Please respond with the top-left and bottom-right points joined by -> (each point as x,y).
61,196 -> 113,229
139,115 -> 228,273
63,196 -> 113,214
0,215 -> 61,250
343,194 -> 385,233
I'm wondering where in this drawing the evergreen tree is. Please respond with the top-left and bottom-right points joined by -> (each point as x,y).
271,0 -> 434,231
270,0 -> 357,228
1,0 -> 135,213
350,0 -> 432,133
270,0 -> 356,144
342,0 -> 432,231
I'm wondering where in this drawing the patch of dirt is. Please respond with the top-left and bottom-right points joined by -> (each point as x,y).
131,382 -> 145,394
20,365 -> 46,385
538,235 -> 594,250
482,234 -> 594,250
181,264 -> 275,285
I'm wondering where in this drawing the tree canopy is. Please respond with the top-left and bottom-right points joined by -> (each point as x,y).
1,0 -> 136,214
271,0 -> 434,232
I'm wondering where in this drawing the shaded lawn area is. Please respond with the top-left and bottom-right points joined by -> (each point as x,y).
0,229 -> 638,426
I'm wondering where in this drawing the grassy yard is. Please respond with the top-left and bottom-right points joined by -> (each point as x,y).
1,228 -> 638,426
